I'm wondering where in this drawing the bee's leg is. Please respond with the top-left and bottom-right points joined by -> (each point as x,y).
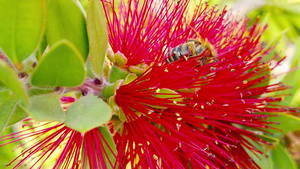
203,38 -> 218,62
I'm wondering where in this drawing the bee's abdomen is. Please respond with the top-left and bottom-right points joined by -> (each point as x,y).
166,42 -> 192,63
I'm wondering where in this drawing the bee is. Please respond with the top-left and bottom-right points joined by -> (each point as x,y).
165,27 -> 218,66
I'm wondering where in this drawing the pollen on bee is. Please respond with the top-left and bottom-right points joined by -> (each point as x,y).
183,56 -> 188,61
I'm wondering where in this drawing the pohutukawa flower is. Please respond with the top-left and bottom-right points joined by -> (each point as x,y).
0,0 -> 298,169
103,0 -> 297,169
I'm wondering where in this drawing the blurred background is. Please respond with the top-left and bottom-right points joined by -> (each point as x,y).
0,0 -> 299,168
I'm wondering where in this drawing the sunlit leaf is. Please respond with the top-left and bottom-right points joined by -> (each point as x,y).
28,93 -> 66,122
31,40 -> 86,87
0,0 -> 46,66
46,0 -> 89,60
276,38 -> 300,106
0,61 -> 29,105
65,95 -> 112,134
271,144 -> 297,169
245,138 -> 272,169
0,91 -> 18,134
87,0 -> 108,77
266,113 -> 300,137
257,134 -> 279,143
109,65 -> 129,83
99,126 -> 117,169
7,104 -> 27,126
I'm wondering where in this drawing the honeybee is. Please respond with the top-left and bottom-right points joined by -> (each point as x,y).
165,27 -> 218,66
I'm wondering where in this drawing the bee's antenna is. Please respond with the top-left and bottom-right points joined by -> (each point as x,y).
187,24 -> 204,42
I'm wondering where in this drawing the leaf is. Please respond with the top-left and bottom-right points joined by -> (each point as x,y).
7,104 -> 27,126
99,126 -> 117,169
28,87 -> 54,96
31,40 -> 86,87
0,0 -> 46,66
266,113 -> 300,137
0,84 -> 28,127
109,65 -> 129,83
245,138 -> 272,169
0,91 -> 18,134
257,134 -> 279,143
46,0 -> 89,60
271,144 -> 297,169
87,0 -> 108,77
0,61 -> 29,105
35,35 -> 48,61
276,38 -> 300,106
65,95 -> 112,134
27,93 -> 66,122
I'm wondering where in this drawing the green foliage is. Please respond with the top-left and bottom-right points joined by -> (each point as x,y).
0,0 -> 46,66
28,93 -> 66,122
99,126 -> 117,169
87,0 -> 108,77
271,144 -> 297,169
31,40 -> 86,87
267,113 -> 300,137
0,61 -> 29,105
46,0 -> 89,60
65,95 -> 112,134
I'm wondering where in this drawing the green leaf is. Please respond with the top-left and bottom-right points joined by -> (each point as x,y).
99,126 -> 117,169
35,35 -> 48,60
87,0 -> 108,77
0,91 -> 18,134
109,65 -> 129,83
277,38 -> 300,106
7,104 -> 27,126
31,40 -> 86,87
245,138 -> 272,169
46,0 -> 89,60
271,144 -> 297,169
0,84 -> 28,127
28,87 -> 54,97
257,134 -> 279,143
65,95 -> 112,134
0,61 -> 29,105
27,93 -> 66,122
266,113 -> 300,137
0,0 -> 46,65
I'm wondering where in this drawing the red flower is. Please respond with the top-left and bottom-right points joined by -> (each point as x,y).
108,1 -> 297,169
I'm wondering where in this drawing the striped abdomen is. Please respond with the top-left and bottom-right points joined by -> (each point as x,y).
165,41 -> 207,63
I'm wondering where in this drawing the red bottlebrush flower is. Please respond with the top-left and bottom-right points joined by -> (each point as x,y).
109,1 -> 297,169
0,97 -> 117,169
